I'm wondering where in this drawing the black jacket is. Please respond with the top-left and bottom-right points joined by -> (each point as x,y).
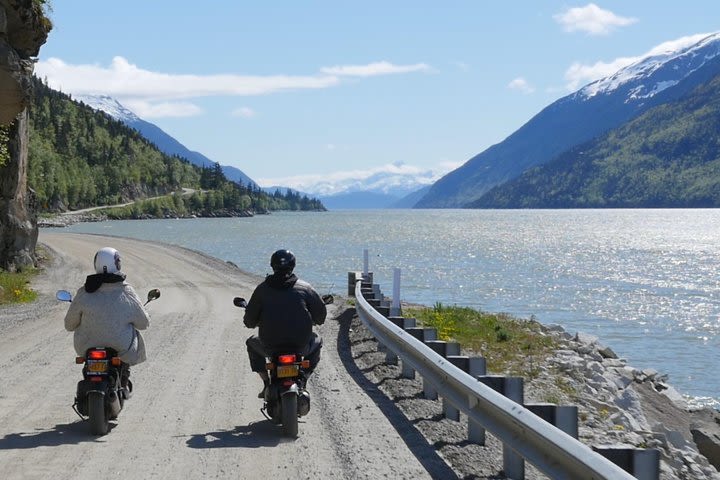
243,273 -> 326,351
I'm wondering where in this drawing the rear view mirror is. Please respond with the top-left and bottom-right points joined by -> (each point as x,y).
233,297 -> 247,308
147,289 -> 161,303
322,294 -> 334,305
56,290 -> 72,302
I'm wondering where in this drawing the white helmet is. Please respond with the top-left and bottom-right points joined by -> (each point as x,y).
94,247 -> 122,274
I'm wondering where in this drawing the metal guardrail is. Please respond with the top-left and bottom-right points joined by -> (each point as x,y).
354,278 -> 638,480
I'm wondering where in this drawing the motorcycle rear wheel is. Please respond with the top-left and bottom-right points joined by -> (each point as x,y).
88,391 -> 109,435
281,394 -> 298,438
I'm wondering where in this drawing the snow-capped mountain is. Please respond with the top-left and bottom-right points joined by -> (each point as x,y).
417,32 -> 720,208
269,163 -> 449,208
578,32 -> 720,101
75,95 -> 258,188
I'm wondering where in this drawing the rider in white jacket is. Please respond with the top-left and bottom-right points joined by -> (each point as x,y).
64,247 -> 150,373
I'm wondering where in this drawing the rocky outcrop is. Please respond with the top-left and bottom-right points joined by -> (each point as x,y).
0,0 -> 50,271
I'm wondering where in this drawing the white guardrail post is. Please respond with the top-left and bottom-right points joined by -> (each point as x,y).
353,278 -> 642,480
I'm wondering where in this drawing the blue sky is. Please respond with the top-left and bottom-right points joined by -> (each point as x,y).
34,2 -> 720,191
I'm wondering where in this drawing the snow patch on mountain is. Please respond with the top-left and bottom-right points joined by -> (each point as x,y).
579,32 -> 720,101
75,94 -> 140,122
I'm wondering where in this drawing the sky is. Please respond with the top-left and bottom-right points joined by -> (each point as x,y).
33,2 -> 720,192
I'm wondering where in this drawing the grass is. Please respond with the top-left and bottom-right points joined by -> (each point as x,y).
404,303 -> 560,379
0,246 -> 49,306
0,269 -> 38,305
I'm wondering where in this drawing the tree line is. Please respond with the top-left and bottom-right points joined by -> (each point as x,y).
27,76 -> 325,217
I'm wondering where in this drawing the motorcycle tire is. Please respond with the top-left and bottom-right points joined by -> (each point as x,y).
88,391 -> 109,435
281,393 -> 298,438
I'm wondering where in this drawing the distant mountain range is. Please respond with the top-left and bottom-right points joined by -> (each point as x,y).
74,95 -> 258,188
416,32 -> 720,208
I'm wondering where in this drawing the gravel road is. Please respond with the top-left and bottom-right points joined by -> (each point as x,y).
0,231 -> 457,480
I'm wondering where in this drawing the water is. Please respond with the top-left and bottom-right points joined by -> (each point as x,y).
60,209 -> 720,409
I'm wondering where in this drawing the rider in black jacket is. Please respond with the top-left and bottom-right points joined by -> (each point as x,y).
244,249 -> 327,397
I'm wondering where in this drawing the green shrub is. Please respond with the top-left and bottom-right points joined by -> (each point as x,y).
405,304 -> 559,378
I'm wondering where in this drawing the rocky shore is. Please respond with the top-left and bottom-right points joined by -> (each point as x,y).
37,209 -> 257,228
346,308 -> 720,479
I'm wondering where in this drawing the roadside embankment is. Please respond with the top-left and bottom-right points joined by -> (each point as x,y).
346,305 -> 720,479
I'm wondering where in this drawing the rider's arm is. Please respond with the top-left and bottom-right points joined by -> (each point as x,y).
307,288 -> 327,326
63,288 -> 85,331
124,284 -> 150,330
243,287 -> 262,328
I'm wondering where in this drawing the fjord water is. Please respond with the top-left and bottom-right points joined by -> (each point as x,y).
62,209 -> 720,408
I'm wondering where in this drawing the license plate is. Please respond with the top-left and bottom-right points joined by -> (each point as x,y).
87,360 -> 108,373
276,364 -> 299,378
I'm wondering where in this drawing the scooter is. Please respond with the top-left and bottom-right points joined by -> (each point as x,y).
233,293 -> 333,437
57,288 -> 160,435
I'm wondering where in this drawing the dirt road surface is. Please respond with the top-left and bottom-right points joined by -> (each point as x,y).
0,231 -> 456,480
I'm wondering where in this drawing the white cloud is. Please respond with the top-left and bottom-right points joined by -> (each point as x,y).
35,57 -> 431,118
320,61 -> 431,77
122,100 -> 203,118
553,3 -> 637,36
507,77 -> 535,94
562,33 -> 713,91
231,107 -> 256,118
36,56 -> 339,100
453,61 -> 470,71
563,57 -> 636,91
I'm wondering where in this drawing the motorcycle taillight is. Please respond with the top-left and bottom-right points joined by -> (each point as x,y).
88,349 -> 107,360
278,354 -> 297,364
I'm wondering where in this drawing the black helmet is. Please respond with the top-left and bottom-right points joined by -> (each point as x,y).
270,249 -> 296,274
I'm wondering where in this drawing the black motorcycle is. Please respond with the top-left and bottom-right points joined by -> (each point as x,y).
234,293 -> 333,437
57,288 -> 160,435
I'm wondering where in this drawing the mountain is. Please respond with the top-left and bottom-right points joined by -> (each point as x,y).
389,185 -> 431,208
285,163 -> 444,208
74,95 -> 258,188
471,73 -> 720,208
416,33 -> 720,208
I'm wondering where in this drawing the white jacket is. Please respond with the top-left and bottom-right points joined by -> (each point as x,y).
64,280 -> 150,365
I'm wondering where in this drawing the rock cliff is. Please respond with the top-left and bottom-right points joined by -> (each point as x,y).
0,0 -> 50,271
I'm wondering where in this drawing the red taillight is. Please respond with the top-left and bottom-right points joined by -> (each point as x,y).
75,356 -> 85,364
278,354 -> 296,364
90,377 -> 103,382
88,350 -> 107,360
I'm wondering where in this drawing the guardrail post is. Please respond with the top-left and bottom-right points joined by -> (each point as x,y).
525,403 -> 579,439
592,447 -> 660,480
372,283 -> 383,301
348,271 -> 359,296
446,356 -> 487,422
424,341 -> 461,401
403,327 -> 437,380
363,249 -> 369,278
478,376 -> 525,480
383,317 -> 416,365
390,268 -> 401,316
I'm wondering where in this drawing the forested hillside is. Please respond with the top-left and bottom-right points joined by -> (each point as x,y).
471,74 -> 720,208
27,76 -> 324,216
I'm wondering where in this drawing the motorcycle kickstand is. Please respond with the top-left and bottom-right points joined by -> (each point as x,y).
71,402 -> 86,421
